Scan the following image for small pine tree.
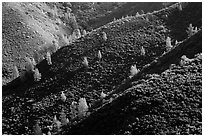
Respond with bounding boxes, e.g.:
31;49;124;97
130;65;139;78
33;68;41;82
46;52;52;65
70;101;78;120
61;91;66;102
62;34;70;46
82;57;88;68
25;57;35;73
82;29;87;36
74;29;81;39
145;16;149;21
52;115;61;132
53;40;60;52
31;57;36;67
60;110;69;126
178;3;182;11
13;65;19;79
141;10;145;15
136;12;140;17
186;24;198;37
77;29;81;39
140;46;146;56
98;50;102;60
166;37;172;52
33;51;40;64
78;98;89;118
175;40;178;45
53;5;58;18
33;121;42;135
100;91;106;99
102;31;107;41
20;70;27;82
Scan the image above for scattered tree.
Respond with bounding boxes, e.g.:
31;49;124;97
25;57;35;73
178;3;182;11
70;101;78;120
46;51;52;65
20;70;27;82
130;65;139;78
82;29;87;36
166;36;172;52
175;40;178;45
61;91;66;102
82;57;89;68
53;40;60;52
78;98;89;118
33;121;42;135
33;51;40;64
52;115;61;132
102;31;107;41
140;46;146;56
13;65;19;79
74;29;81;39
98;50;102;60
186;24;198;37
33;68;41;82
60;110;69;126
100;91;106;99
136;12;140;17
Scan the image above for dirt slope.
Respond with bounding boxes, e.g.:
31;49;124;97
2;2;202;135
2;2;73;85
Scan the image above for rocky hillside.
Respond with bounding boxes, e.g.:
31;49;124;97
1;2;176;85
2;2;202;135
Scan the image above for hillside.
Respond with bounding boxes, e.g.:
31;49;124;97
2;2;76;85
2;2;165;85
65;53;202;135
86;2;166;30
71;2;166;30
2;2;202;135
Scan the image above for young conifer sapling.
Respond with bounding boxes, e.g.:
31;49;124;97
166;36;172;52
82;57;89;68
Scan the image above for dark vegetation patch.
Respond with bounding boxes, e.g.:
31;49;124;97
65;54;201;135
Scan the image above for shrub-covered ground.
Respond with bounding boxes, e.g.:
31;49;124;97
72;2;165;30
2;2;202;135
65;53;202;135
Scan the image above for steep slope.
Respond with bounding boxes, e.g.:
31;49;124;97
70;2;125;30
2;2;74;85
86;2;165;30
2;2;202;135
